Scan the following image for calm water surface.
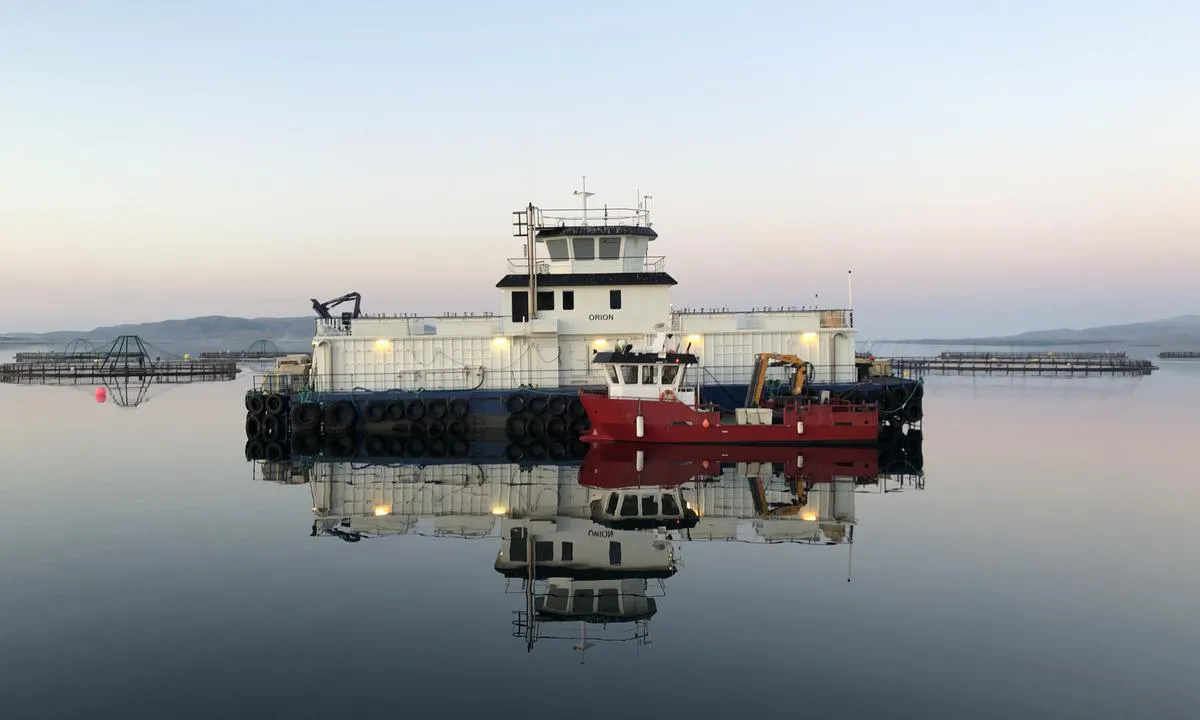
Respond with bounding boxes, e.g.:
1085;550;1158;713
2;349;1198;718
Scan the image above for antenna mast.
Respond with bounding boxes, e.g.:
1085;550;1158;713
573;176;594;223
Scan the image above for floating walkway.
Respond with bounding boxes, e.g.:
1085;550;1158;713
888;351;1157;377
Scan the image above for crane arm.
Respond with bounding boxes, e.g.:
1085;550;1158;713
311;292;362;320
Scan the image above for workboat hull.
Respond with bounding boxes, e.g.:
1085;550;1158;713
578;442;879;488
579;392;878;445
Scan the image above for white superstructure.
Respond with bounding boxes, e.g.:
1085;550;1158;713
309;203;857;392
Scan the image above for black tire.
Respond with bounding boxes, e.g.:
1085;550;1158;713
245;413;263;439
425;419;446;437
364;434;389;456
387;436;407;456
265;394;286;415
407;421;427;438
546;416;567;440
391;419;414;437
902;400;922;424
244;440;265;460
365;400;387;423
325;401;357;432
405;399;425;421
404;437;426;457
449;398;470;418
245;393;265;414
548;441;567;460
448;438;468;457
264;442;285;462
325;433;356;458
427;437;447;457
569;439;589;458
505;443;525;462
526;442;547;460
291;432;321;456
528;396;548;415
291;403;322;432
568;417;589;435
446;418;467;437
263;414;286;441
505;394;526;414
386;400;407;421
525;415;545;440
427;398;448;420
548;395;568;416
505;414;528;440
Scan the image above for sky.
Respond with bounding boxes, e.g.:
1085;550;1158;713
2;0;1197;339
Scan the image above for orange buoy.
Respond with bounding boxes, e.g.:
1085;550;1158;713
95;387;107;403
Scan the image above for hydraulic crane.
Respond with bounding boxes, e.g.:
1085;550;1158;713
311;292;363;330
744;353;812;408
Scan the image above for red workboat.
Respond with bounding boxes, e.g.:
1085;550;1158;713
579;344;878;445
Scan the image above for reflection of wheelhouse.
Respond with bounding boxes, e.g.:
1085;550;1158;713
494;517;676;580
589;488;699;530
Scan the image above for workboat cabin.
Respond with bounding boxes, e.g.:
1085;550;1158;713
592;342;700;406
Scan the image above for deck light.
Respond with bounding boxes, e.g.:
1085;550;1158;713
801;332;817;343
593;338;607;349
374;338;392;351
373;505;391;516
492;336;508;347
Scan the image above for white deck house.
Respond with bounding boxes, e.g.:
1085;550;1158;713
309;206;857;392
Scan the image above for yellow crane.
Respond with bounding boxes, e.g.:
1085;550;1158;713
744;353;812;408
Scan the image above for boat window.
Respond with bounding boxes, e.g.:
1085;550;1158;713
620;494;639;517
662;494;681;515
641;495;659;516
562;290;574;310
599;236;621;259
572;237;595;260
610;290;622;309
561;541;574;562
620;365;638;384
598;588;621;614
536;291;554;311
574;588;596;612
609;541;622;565
605;365;619;383
641;364;657;384
661;364;680;384
546;586;570;612
534;541;553;562
546;239;569;260
605;493;619;515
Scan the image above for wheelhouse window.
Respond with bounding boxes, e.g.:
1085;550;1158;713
662;494;681;515
536;291;554;311
661;365;680;384
641;365;657;384
599;236;621;259
605;365;619;383
620;365;638;384
562;290;574;310
610;290;622;309
572;237;595;260
545;239;569;260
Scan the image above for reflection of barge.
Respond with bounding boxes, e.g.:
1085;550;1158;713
245;198;922;443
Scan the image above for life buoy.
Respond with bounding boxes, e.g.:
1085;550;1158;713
660;389;678;402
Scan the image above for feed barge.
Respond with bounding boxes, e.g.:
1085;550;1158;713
246;201;922;445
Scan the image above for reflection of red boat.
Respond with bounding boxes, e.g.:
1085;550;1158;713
579;347;878;445
578;441;879;489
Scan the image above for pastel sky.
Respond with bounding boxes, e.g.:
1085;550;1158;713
2;0;1197;339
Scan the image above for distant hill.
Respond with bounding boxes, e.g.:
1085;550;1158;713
0;316;316;353
893;315;1200;348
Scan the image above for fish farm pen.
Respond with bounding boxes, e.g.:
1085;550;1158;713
888;351;1158;377
0;335;239;385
